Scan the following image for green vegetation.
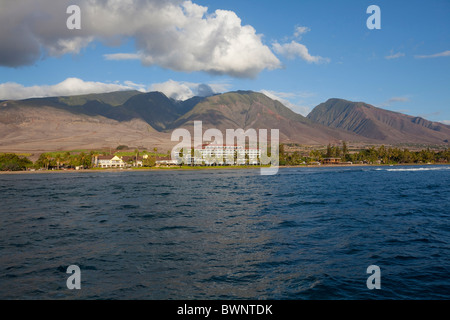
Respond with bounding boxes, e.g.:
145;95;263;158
0;153;33;171
280;143;450;166
58;90;141;106
35;151;91;169
30;148;160;170
143;156;156;167
1;143;448;172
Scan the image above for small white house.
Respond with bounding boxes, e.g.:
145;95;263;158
92;155;146;168
95;155;126;168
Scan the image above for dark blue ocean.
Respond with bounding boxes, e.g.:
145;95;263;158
0;165;449;299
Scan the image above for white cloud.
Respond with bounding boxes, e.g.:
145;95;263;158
385;52;405;60
0;78;144;100
260;89;312;116
0;78;231;101
440;120;450;125
415;50;450;59
272;41;330;64
103;53;142;61
0;0;281;78
272;26;328;64
123;80;147;92
378;96;410;108
150;80;229;101
47;36;95;56
386;97;409;103
294;26;311;39
150;80;195;101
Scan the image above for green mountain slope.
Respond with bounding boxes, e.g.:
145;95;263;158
1;91;448;153
58;90;142;107
169;91;360;144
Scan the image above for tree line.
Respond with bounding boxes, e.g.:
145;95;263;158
1;144;449;171
279;143;450;166
0;153;33;171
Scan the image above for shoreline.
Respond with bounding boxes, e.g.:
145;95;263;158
0;162;447;175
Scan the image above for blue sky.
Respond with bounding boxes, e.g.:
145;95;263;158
0;0;449;123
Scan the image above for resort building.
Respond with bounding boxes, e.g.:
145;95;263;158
322;157;341;165
190;144;261;166
247;148;260;165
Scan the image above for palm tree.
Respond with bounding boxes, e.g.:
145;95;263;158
63;151;71;168
134;148;139;166
326;144;332;158
79;152;87;168
45;154;52;170
342;141;348;160
55;154;61;170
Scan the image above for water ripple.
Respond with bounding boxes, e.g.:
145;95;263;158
0;166;449;299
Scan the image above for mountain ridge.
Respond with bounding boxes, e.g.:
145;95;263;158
168;91;362;144
0;90;448;153
307;98;450;144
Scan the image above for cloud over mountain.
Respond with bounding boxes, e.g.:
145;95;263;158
0;78;143;100
0;78;230;101
0;0;280;78
259;90;312;116
149;80;228;101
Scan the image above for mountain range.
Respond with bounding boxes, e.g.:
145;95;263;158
308;98;450;145
0;90;448;154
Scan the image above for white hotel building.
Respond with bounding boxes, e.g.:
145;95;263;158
185;144;261;166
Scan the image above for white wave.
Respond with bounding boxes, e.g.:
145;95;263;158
378;166;450;172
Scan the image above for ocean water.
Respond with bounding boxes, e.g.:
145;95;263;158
0;165;449;300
